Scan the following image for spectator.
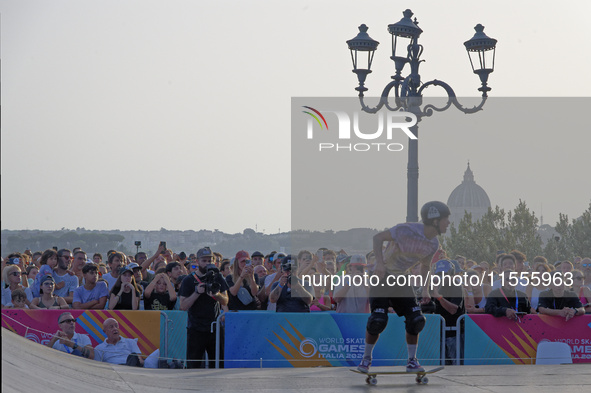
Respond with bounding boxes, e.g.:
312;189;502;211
93;253;103;264
72;263;108;309
333;255;370;313
165;262;184;293
561;260;574;274
492;254;526;291
71;250;87;285
103;251;126;289
431;260;465;365
144;272;177;310
582;258;591;290
258;252;286;311
253;265;268;287
31;249;65;298
10;288;29;309
526;262;551;311
31;251;43;267
95;318;144;366
310;277;332;311
219;260;231;278
213;252;223;268
269;255;313;313
53;249;79;305
464;269;489;314
2;265;33;308
538;272;585;319
251;251;265;266
26;265;39;287
46;312;94;359
139;244;166;284
30;275;68;309
179;247;229;368
227;251;259;311
128;263;146;291
510;250;527;273
485;270;531;320
108;265;141;310
570;269;591;313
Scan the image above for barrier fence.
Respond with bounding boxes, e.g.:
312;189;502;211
2;310;590;367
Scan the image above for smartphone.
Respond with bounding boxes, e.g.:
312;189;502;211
245;260;252;266
53;246;58;251
160;241;166;253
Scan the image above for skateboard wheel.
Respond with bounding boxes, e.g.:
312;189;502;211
369;377;378;386
415;376;422;384
365;377;371;385
421;377;429;384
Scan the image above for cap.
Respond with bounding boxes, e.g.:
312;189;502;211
434;259;455;274
235;250;250;263
40;275;55;285
273;252;286;262
450;259;464;273
118;265;133;275
251;251;264;258
7;257;20;265
336;254;349;265
197;247;214;259
128;262;141;270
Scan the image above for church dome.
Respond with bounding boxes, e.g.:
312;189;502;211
447;163;491;226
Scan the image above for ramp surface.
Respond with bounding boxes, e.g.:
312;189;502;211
2;328;590;392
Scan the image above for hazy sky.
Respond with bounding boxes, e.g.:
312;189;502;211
1;0;590;234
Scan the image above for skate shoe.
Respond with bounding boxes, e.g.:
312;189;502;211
406;357;425;372
357;357;372;373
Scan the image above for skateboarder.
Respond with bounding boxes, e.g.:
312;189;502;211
357;201;450;373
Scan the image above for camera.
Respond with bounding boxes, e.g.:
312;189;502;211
245;259;252;266
281;262;292;272
197;264;222;295
134;241;142;246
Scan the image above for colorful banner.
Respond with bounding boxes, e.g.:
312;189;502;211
224;312;442;368
464;314;591;364
1;309;160;356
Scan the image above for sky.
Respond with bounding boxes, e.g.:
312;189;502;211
1;0;590;234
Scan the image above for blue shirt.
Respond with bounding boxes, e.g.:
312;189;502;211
53;272;79;298
95;337;141;364
73;282;109;305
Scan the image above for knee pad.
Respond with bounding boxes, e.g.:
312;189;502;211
405;312;426;335
367;310;388;335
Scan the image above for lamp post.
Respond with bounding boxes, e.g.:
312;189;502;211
346;9;497;222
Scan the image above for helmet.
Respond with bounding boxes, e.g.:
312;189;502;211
433;259;455;275
420;201;450;225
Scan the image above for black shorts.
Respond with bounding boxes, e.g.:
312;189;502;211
369;275;421;317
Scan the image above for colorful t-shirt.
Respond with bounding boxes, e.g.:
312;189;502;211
384;222;439;273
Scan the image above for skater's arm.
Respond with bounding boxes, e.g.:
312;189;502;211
373;230;394;278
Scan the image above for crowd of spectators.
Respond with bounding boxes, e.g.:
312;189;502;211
2;245;590;367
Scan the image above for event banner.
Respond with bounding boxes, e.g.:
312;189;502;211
464;314;591;364
1;309;160;356
224;312;442;368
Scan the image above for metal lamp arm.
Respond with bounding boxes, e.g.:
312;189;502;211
417;79;487;116
359;80;405;114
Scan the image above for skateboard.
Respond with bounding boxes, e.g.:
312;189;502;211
350;366;444;385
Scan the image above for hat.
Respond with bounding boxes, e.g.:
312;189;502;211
252;251;264;258
119;265;133;275
434;259;455;274
273;252;286;263
336;254;349;265
235;250;250;263
166;262;181;273
197;247;214;259
7;257;20;265
40;275;55;285
128;262;141;270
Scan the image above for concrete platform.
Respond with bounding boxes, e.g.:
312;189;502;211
2;327;590;392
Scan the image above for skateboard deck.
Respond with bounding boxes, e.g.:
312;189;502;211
350;366;444;385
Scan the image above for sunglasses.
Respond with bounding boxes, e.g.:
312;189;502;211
42;281;55;286
59;318;76;324
10;272;22;276
582;264;591;267
190;264;198;269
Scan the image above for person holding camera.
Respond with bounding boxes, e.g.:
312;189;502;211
226;251;259;311
179;247;229;368
269;255;313;312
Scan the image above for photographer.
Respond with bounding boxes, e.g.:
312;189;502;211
269;255;313;312
226;251;259;311
179;247;228;368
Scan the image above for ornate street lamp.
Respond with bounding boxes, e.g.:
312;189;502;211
346;9;497;222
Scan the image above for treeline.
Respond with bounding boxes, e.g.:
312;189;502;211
443;200;591;263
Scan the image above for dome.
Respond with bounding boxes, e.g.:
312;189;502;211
447;163;491;226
